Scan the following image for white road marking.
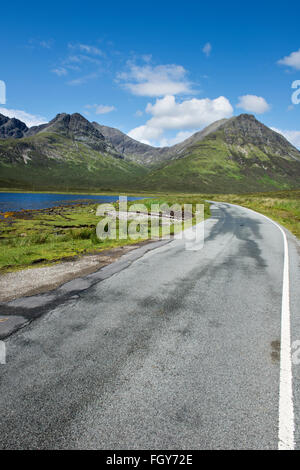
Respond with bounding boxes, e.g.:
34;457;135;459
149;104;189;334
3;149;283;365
262;215;294;450
216;202;295;450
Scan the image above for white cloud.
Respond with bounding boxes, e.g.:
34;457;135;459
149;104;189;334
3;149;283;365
128;95;233;145
27;39;53;50
141;54;152;63
236;95;270;114
128;125;163;145
52;67;67;76
85;104;116;114
79;44;102;55
146;95;233;129
52;43;107;89
202;42;212;57
65;55;101;66
67;73;98;86
0;107;47;127
95;105;115;114
68;43;103;56
278;49;300;70
117;63;193;96
159;130;195;147
39;40;53;49
271;127;300;149
53;49;102;80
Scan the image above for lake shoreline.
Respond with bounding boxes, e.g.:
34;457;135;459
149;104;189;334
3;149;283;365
0;195;210;275
0;191;142;214
0;188;159;197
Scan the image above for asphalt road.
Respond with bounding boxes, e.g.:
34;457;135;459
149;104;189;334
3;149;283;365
0;202;300;450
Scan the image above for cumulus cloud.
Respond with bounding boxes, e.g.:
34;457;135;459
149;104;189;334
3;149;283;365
117;63;193;96
271;127;300;149
128;95;233;145
236;95;270;114
202;42;212;57
85;104;116;114
145;95;233;129
128;125;163;145
278;49;300;70
0;107;47;127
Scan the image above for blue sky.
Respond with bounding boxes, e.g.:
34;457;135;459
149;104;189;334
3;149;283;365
1;0;300;147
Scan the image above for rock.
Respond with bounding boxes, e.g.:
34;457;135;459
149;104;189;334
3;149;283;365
0;113;28;138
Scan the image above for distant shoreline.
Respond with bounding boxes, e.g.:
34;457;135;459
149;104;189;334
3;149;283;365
0;192;147;214
0;189;149;196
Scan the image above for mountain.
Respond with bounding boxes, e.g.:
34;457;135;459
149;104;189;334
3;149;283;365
166;118;228;156
137;114;300;192
0;114;28;139
0;113;147;191
93;122;164;165
27;113;122;156
0;112;299;193
94;119;229;166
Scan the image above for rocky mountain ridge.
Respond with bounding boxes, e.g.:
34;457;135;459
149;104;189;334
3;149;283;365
0;111;299;192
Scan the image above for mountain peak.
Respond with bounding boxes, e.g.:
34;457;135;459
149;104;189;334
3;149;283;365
36;112;105;141
234;113;256;121
45;112;92;130
217;113;297;156
0;113;28;139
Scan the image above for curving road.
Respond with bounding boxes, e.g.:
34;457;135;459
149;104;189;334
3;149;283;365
0;202;299;450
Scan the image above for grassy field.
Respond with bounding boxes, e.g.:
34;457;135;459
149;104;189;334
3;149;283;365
0;190;299;273
210;190;300;239
0;196;210;273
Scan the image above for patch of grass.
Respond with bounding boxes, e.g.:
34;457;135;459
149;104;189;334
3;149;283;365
0;196;210;272
1;189;297;274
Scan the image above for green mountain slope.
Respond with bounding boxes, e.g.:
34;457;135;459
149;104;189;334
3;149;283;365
93;122;164;166
0;112;299;193
139;115;300;193
0;131;147;191
93;118;229;166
